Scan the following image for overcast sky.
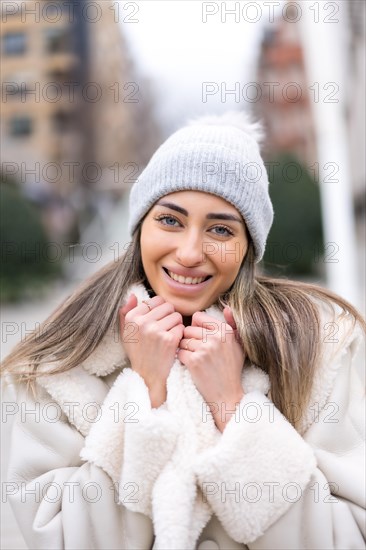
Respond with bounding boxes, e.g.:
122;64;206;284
120;1;284;132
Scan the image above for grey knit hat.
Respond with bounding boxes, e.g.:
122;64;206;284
128;111;274;262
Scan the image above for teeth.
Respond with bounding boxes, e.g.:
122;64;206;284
167;270;207;285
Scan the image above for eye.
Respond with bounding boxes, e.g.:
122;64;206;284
212;225;234;237
153;214;234;237
154;214;181;227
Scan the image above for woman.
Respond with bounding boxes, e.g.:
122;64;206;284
2;112;365;550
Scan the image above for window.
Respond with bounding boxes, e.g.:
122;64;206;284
3;72;35;100
47;69;69;83
52;111;74;133
9;116;33;137
3;33;26;55
43;2;63;20
2;80;21;99
44;27;70;54
0;3;21;17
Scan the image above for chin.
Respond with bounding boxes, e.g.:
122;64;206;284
183;310;198;318
173;306;194;317
176;301;211;317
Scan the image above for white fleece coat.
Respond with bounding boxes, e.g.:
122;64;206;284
4;281;365;550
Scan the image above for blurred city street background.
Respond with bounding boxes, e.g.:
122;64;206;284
1;0;365;547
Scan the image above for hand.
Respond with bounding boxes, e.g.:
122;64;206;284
177;306;245;432
119;294;184;408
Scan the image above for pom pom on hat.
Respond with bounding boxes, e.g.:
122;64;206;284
186;110;265;145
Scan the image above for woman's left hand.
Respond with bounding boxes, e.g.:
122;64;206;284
177;307;245;432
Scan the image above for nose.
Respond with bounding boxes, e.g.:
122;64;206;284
175;230;206;266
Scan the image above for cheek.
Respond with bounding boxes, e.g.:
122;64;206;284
216;250;241;274
141;227;169;267
141;235;154;256
220;241;247;272
141;224;157;253
140;242;153;274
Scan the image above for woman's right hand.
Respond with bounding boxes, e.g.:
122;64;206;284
119;293;184;408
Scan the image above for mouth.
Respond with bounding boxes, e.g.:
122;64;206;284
162;267;213;291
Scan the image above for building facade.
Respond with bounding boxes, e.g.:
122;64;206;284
1;0;160;239
254;4;317;170
255;0;365;207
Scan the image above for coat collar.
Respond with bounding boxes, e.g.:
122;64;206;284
77;283;364;436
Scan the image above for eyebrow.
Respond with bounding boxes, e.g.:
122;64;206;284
155;200;244;224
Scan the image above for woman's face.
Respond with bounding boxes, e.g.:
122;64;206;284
140;190;249;316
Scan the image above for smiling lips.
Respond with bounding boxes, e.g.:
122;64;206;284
166;269;210;285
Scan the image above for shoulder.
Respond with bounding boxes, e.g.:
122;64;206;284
4;281;151;439
312;296;364;380
299;296;365;434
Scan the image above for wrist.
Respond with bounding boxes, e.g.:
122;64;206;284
211;390;244;432
148;385;167;409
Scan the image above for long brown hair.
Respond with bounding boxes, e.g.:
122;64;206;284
219;242;365;427
2;225;365;428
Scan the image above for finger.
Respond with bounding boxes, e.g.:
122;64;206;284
176;347;189;364
119;294;138;336
179;338;198;351
191;312;222;335
133;295;165;316
223;306;237;332
157;311;183;331
119;293;137;317
169;323;185;341
182;326;207;339
144;301;178;322
224;307;244;349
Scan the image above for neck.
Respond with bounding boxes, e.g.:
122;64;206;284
182;315;192;327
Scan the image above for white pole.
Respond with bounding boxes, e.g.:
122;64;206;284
298;1;360;307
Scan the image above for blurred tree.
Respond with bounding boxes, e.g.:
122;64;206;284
262;153;324;277
0;177;62;302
